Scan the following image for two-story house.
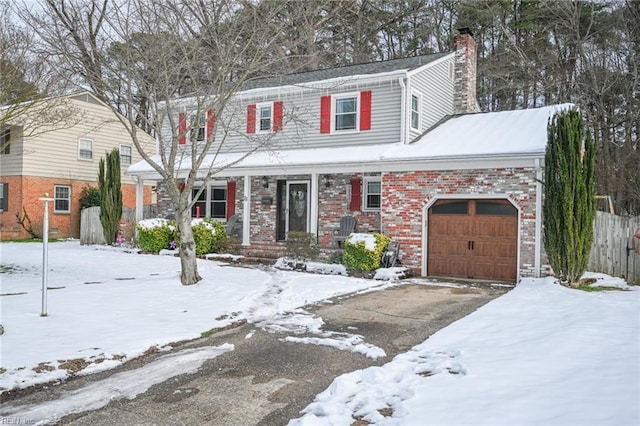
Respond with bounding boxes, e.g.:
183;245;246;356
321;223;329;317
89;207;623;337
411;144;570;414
0;92;155;240
127;29;571;282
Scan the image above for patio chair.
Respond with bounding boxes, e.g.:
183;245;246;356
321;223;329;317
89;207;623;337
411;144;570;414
332;216;357;248
381;240;400;268
225;214;239;236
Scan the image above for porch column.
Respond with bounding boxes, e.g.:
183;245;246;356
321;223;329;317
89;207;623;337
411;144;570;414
242;175;251;246
310;172;319;236
135;177;144;222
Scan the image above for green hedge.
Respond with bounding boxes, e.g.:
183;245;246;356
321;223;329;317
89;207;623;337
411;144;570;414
137;219;177;253
137;218;227;255
343;233;390;271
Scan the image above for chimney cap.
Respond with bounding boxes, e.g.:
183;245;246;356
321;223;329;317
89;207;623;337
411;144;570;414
457;27;473;37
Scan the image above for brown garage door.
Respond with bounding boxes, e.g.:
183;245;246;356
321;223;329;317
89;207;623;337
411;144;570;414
427;199;518;281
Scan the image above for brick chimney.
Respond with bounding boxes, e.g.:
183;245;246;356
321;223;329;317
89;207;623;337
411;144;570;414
453;28;479;114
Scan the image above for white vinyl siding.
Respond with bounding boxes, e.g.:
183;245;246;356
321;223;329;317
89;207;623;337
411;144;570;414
19;95;154;184
54;185;71;213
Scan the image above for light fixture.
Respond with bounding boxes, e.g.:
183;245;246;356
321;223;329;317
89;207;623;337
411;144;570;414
323;175;331;188
262;176;269;188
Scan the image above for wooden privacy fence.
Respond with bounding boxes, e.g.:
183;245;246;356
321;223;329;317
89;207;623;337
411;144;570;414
80;206;136;245
588;212;640;284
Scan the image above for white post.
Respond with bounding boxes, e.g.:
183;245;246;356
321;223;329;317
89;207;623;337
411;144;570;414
242;175;251;246
39;193;55;317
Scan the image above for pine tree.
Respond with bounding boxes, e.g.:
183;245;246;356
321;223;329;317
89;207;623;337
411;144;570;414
98;148;123;245
544;109;596;284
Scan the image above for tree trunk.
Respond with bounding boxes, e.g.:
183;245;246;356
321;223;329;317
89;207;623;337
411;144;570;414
176;208;201;285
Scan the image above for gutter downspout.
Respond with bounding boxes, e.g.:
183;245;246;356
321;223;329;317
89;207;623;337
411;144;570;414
534;158;543;277
398;77;407;144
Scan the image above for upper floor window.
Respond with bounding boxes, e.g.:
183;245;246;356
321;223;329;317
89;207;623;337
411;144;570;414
411;92;421;131
179;109;215;144
320;90;371;134
78;138;93;160
363;176;381;210
54;185;71;213
0;182;8;211
247;101;283;134
1;128;10;155
120;145;132;165
335;96;357;131
259;104;272;132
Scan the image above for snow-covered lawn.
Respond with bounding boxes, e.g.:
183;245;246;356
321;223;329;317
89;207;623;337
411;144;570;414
1;240;638;426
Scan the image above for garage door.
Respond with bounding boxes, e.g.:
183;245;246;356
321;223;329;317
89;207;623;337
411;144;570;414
427;199;518;281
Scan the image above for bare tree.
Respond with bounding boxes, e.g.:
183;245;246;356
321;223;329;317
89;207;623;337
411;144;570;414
15;0;307;284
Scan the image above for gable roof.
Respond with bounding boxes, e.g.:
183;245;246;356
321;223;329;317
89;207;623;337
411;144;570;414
127;103;574;179
241;52;451;91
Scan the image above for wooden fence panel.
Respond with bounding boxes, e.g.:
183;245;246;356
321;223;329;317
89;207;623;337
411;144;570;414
588;212;640;284
80;206;105;245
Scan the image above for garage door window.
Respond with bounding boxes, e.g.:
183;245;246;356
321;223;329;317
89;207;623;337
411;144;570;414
476;201;517;215
431;200;468;214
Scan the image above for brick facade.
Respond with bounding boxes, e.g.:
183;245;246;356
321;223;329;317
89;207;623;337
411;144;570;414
382;168;548;278
0;176;151;240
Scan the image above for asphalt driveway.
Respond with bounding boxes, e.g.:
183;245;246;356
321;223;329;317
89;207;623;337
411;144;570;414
2;281;509;425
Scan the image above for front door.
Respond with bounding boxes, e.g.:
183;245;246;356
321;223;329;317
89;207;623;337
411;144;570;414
286;181;310;235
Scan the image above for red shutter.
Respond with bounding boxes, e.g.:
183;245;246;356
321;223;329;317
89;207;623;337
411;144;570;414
320;95;331;133
360;90;372;131
206;109;216;140
178;112;187;144
246;104;256;134
226;181;236;220
273;101;284;132
350;177;362;211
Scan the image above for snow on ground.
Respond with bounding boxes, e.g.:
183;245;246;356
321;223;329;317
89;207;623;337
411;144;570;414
1;344;234;425
0;240;391;392
290;276;640;426
2;241;639;426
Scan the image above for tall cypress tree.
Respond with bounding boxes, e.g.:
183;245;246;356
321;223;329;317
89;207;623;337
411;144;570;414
98;148;123;245
544;109;596;283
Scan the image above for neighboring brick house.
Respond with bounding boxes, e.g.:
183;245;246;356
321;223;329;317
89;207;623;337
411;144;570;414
0;92;155;240
127;29;570;282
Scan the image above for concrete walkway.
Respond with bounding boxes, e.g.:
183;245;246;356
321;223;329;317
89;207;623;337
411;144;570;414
2;281;509;425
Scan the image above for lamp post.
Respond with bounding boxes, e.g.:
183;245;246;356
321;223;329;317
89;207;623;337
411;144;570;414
39;193;55;317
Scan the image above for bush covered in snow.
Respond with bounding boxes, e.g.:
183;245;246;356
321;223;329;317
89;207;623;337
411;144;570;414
137;218;226;255
136;219;177;253
343;233;390;271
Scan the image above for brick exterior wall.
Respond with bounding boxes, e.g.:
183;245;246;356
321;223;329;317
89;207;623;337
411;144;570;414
382;168;548;278
0;176;151;240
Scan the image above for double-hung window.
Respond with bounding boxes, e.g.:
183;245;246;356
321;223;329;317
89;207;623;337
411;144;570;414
411;92;421;131
120;145;132;165
363;176;381;210
191;183;227;219
1;128;10;155
259;104;272;132
0;183;8;211
335;96;357;131
54;185;71;213
78;138;93;160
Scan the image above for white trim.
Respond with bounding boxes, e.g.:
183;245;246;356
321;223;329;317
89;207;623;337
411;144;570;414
256;101;274;134
421;195;521;283
242;176;251;246
534;158;543;278
410;90;422;131
77;138;93;161
398;78;407;144
331;92;360;134
135;177;144;222
362;175;381;211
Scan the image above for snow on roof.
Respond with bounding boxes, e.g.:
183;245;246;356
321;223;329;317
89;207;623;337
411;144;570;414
127;103;575;178
385;103;575;159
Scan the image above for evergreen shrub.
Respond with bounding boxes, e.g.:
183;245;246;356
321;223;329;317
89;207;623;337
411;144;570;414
343;233;390;271
137;219;177;253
